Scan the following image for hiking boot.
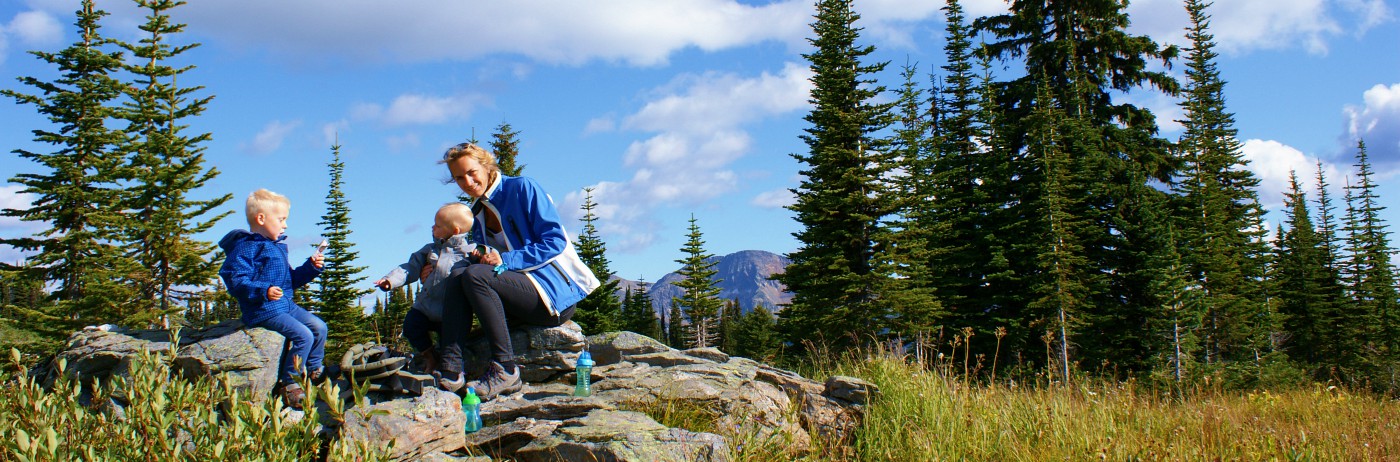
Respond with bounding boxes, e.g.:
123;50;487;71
438;370;466;393
466;362;522;401
281;383;307;410
418;348;441;375
309;367;326;385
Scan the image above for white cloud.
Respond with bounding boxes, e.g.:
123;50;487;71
562;63;812;254
1129;0;1392;55
9;10;62;46
242;120;301;154
353;94;482;127
1241;139;1343;210
40;0;812;67
322;120;350;146
0;185;41;231
1343;82;1400;169
584;116;616;134
752;188;795;209
385;132;422;153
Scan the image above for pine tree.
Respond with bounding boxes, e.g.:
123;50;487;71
672;215;723;348
621;278;662;339
572;188;622;334
1312;162;1355;375
1172;0;1271;369
875;63;944;341
0;0;134;326
667;304;685;349
117;0;231;328
315;143;372;357
734;304;780;362
372;285;412;352
1273;172;1330;368
1341;140;1399;384
777;0;896;353
490;122;525;176
717;298;743;353
975;0;1180;373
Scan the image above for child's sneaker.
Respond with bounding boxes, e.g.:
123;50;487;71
466;362;521;401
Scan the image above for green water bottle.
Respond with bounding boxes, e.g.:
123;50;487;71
574;350;594;397
462;386;482;433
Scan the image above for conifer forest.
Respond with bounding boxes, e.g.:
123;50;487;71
3;0;1399;396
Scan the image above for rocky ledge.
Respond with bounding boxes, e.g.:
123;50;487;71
43;321;877;461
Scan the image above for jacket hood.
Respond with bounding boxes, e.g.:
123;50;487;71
219;229;279;252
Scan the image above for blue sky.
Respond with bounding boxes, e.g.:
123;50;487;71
1;0;1398;302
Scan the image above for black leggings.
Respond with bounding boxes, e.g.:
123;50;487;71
439;263;574;373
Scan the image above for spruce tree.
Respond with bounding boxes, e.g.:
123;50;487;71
975;0;1180;373
0;0;134;326
777;0;896;352
672;215;723;348
1172;0;1271;369
315;143;372;357
621;280;663;340
1312;162;1354;374
117;0;231;328
876;63;944;341
489;122;525;176
1342;140;1399;382
734;304;780;361
372;285;412;352
572;188;622;334
717;298;743;353
1273;173;1323;362
667;304;686;349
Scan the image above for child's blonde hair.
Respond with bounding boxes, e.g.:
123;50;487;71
246;189;290;226
437;203;474;233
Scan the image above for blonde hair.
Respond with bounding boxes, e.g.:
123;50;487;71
440;142;499;176
245;189;290;226
437;202;474;232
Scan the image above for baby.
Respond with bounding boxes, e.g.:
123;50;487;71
374;202;482;374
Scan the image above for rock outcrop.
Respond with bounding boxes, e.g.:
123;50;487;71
44;322;876;461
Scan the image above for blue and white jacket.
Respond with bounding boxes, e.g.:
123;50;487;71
217;230;322;326
470;174;600;315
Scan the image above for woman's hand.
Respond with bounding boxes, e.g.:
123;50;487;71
310;252;325;269
478;246;502;266
267;286;283;301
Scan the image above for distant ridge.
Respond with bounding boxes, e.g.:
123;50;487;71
610;250;791;318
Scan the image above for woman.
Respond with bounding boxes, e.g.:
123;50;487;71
436;142;600;400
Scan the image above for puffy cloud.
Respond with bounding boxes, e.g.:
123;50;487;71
562;62;812;253
242;120;301;154
31;0;811;67
352;93;483;126
1129;0;1392;55
1343;82;1400;169
8;10;62;46
751;188;795;209
0;185;40;231
1241;139;1343;210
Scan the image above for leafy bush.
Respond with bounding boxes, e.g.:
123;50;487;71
0;346;392;461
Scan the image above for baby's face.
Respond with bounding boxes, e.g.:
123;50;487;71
432;216;453;240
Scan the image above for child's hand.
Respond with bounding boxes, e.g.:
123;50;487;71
419;262;434;281
267;286;283;301
374;279;391;291
310;253;325;269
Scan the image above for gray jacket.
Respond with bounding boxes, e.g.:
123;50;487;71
379;233;477;322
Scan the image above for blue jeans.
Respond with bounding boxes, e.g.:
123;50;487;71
402;308;440;354
252;304;327;384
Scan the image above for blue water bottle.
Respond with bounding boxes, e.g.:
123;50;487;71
574;350;594;397
462;386;482;433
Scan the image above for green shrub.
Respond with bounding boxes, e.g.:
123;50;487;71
0;347;392;461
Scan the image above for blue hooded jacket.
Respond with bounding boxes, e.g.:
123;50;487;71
469;174;600;315
218;229;322;325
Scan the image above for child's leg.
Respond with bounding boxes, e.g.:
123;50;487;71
286;304;327;374
402;308;436;353
253;310;318;384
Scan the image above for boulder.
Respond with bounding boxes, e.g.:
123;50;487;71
45;320;282;402
339;387;466;461
512;410;729;462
